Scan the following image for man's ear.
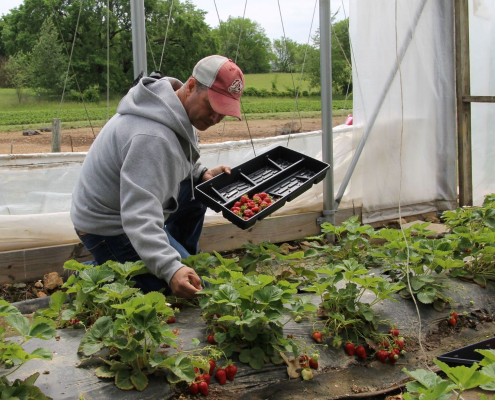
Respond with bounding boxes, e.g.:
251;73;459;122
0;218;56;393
185;77;197;97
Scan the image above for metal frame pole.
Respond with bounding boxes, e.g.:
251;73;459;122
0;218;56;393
130;0;147;80
318;0;336;226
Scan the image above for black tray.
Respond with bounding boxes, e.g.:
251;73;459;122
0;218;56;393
195;146;330;229
437;337;495;366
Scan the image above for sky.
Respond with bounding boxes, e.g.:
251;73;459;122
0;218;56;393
0;0;350;43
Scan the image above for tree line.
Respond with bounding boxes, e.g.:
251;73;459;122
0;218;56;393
0;0;351;102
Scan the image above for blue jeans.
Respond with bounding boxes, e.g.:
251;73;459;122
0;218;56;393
75;180;207;294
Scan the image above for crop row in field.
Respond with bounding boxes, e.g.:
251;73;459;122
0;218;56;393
0;99;352;127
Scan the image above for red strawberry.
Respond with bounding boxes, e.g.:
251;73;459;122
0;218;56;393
225;364;237;381
312;332;323;343
215;368;227;385
207;334;217;345
208;359;215;376
252;206;260;213
389;328;400;337
376;350;388;363
298;354;309;368
259;192;267;199
355;346;366;359
452;311;458;320
448;317;457;327
234;201;242;207
395;339;405;350
166;316;176;324
309;358;318;369
188;382;199;395
201;373;211;385
344;342;355;356
198;381;209;396
389;352;399;364
379;339;389;348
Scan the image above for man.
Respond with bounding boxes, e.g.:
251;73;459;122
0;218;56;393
71;55;244;299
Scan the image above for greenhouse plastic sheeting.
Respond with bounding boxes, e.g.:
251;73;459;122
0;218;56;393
0;127;356;252
350;0;458;222
3;276;495;400
470;0;495;205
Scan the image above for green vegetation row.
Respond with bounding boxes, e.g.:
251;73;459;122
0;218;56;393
0;99;352;127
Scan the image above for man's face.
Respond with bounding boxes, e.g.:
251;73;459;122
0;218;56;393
184;79;225;131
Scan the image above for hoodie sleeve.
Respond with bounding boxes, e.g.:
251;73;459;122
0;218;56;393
119;133;185;284
192;161;208;184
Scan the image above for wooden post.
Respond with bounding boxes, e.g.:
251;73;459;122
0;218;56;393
454;0;472;206
51;118;62;153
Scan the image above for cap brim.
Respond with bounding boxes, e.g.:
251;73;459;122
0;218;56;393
207;88;242;120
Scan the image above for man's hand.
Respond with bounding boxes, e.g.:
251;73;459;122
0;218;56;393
169;266;202;299
202;165;231;182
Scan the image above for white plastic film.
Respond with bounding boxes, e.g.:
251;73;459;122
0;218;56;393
470;0;495;205
349;0;458;222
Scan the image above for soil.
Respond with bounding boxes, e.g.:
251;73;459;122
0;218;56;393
0;116;346;154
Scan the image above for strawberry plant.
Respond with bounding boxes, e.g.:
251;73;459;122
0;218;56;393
402;351;495;400
77;291;195;391
0;299;55;399
240;241;318;284
304;259;404;347
198;264;316;369
307;215;375;265
370;223;463;311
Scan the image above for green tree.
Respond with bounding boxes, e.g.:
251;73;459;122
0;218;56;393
4;52;30;102
29;18;68;96
305;18;352;95
213;17;272;74
272;37;304;73
1;0;217;94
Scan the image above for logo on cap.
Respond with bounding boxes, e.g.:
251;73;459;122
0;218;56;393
228;79;243;95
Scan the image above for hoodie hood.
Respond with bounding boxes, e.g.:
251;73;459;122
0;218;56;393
117;76;201;163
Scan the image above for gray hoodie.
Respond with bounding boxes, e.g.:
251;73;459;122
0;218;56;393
71;76;206;284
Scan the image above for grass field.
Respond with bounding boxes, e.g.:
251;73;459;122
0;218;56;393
244;73;313;92
0;74;352;130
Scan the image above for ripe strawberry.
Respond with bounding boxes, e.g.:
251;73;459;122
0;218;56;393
234;201;242;207
215;368;226;385
201;373;211;385
312;331;323;343
309;358;318;369
376;350;388;363
395;339;405;350
344;342;355;356
389;328;399;337
208;359;215;376
452;311;458;320
448;317;457;327
389;352;399;364
298;354;309;368
166;316;176;324
198;381;209;396
207;334;217;345
286;334;295;339
225;364;238;381
301;368;313;380
188;382;199;395
355;346;367;359
378;339;389;348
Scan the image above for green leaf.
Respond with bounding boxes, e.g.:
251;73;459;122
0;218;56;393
95;365;116;378
130;370;148;391
416;287;436;304
213;332;226;344
473;274;487;288
49;291;67;312
29;322;56;340
211;284;240;305
253;286;283;304
480;364;495;390
0;300;20;316
115;369;134;390
89;316;113;340
434;359;495;390
4;314;31;337
30;348;53;360
81;341;104;357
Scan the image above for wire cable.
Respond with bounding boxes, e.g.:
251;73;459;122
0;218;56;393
106;0;110;122
48;0;96;138
159;0;174;72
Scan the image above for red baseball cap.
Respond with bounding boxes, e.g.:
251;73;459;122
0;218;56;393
192;55;244;120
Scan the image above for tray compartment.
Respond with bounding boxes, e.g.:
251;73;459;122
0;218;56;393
195;146;330;229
